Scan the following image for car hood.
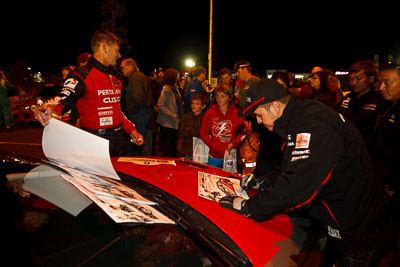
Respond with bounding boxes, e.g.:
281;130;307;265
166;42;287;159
112;156;294;267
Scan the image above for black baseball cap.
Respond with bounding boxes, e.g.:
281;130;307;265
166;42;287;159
237;78;287;117
233;60;251;72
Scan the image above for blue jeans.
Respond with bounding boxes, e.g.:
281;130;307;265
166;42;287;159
208;156;223;168
128;108;153;156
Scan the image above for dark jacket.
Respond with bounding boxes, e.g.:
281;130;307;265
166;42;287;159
177;111;205;157
338;90;385;150
184;78;210;114
124;69;153;115
310;87;337;110
246;96;397;253
373;102;400;192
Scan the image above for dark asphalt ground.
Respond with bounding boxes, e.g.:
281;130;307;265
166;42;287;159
0;123;45;160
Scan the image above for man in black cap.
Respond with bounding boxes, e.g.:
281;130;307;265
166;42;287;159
220;79;398;266
234;60;260;109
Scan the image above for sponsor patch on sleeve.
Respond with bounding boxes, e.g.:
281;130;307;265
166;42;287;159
63;78;78;92
295;133;311;149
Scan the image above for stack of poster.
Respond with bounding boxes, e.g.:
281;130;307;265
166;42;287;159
37;119;174;224
59;167;174;224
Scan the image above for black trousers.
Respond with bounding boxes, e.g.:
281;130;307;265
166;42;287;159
88;129;129;157
158;124;178;158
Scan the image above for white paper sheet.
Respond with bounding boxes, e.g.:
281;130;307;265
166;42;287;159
23;165;93;216
42;119;120;180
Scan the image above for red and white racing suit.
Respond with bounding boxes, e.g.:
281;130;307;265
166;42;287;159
53;57;136;156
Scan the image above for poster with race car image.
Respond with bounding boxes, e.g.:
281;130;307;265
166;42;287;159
198;171;249;202
60;172;175;224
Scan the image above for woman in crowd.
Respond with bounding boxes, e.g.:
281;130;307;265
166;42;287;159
309;71;337;110
157;68;183;157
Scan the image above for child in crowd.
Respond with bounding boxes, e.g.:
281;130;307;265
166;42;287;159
200;83;244;168
177;93;207;160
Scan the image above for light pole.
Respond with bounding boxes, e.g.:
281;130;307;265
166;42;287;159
208;0;213;82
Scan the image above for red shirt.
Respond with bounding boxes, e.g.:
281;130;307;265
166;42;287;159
200;104;244;159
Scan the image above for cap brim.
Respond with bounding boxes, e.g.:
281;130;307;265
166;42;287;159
237;96;268;118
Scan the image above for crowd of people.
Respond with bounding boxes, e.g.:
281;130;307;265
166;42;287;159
22;28;400;266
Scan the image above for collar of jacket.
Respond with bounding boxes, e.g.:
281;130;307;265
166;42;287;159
348;88;374;101
191;78;202;87
127;68;138;77
89;56;116;75
273;96;302;138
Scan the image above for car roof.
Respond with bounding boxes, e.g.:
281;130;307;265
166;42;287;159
112;157;293;267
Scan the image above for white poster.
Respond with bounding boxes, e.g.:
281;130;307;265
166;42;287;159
198;171;249;202
42;119;120;180
60;172;174;224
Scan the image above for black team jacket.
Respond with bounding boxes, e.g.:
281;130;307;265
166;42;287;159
245;96;397;253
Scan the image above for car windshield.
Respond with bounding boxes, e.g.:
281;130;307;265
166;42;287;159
2;154;249;266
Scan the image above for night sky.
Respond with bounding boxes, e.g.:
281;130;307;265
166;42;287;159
2;1;400;76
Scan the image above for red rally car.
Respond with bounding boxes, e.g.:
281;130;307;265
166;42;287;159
2;152;323;266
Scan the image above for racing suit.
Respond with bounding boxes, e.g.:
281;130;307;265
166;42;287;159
54;57;136;156
245;96;397;256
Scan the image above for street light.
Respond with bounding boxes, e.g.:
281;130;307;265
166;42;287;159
185;58;195;68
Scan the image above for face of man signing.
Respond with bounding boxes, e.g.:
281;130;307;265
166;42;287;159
253;103;281;131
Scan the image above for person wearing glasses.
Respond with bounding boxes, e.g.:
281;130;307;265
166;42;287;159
373;61;400;199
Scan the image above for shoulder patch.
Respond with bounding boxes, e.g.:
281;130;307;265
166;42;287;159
63;78;78;91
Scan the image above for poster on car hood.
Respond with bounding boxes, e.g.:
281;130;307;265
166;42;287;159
198;171;249;202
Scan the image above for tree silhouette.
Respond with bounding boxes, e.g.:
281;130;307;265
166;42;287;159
100;0;131;51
